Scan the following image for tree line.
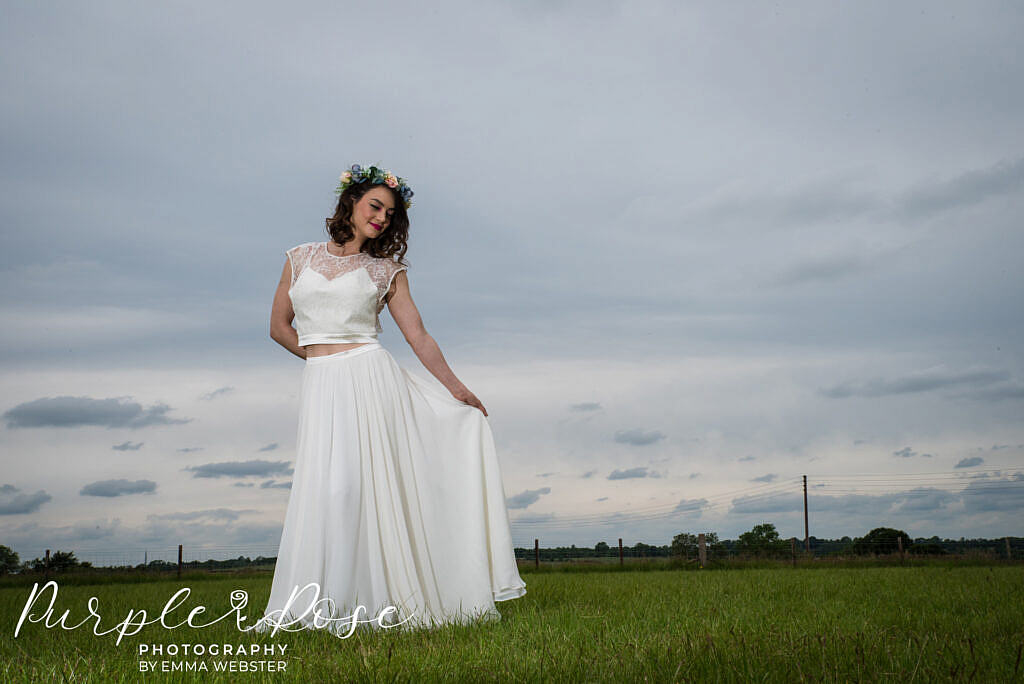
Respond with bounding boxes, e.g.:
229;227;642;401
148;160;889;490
0;545;278;575
2;523;1019;575
511;524;1021;561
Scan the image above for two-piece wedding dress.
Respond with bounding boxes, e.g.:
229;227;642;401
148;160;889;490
256;241;526;636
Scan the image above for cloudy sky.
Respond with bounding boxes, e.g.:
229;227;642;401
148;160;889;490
2;1;1022;565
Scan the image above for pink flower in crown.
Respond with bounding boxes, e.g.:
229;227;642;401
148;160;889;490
384;175;398;188
340;170;353;183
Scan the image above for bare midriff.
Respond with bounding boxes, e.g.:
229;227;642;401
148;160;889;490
304;342;371;358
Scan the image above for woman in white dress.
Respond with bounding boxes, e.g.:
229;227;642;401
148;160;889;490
257;164;526;636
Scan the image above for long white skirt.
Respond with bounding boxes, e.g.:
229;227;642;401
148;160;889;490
255;341;526;636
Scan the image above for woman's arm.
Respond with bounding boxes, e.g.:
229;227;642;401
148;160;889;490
386;270;488;416
269;258;307;360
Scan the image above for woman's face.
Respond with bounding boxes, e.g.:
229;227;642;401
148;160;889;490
351;186;396;241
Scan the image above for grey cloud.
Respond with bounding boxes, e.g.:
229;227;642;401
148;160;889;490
184;460;294;479
257;443;279;452
536;472;555;478
892;447;932;459
731;477;1024;517
681;176;877;231
260;480;292;489
751;473;777;483
960;383;1024;402
509;512;556;524
570;402;602;411
955;456;984;468
200;386;234;400
768;253;872;287
149;508;254;522
689;472;701;479
112;441;144;451
673;498;708;516
890;487;959;513
961;474;1024;513
819;367;1010;399
505;487;551;510
0;484;52;514
731;492;804;514
813;493;899;516
738;455;756;462
177;447;202;453
80;479;156;497
580;470;596;479
894;155;1024;221
0;513;280;566
613;429;666;446
3;396;190;429
608;467;650;480
596;496;608;502
689;156;1024;232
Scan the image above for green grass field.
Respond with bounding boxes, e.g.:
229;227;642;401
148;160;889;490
2;563;1022;682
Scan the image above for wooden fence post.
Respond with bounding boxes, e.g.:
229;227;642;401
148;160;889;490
618;538;623;566
534;539;539;569
177;544;183;579
44;549;50;581
791;537;796;567
698;533;706;569
897;535;904;563
1006;537;1012;560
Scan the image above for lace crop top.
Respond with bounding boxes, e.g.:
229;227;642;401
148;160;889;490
286;241;408;346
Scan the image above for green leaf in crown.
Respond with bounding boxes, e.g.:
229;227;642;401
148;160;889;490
335;162;415;209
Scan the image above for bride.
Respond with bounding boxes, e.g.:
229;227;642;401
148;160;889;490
257;164;526;635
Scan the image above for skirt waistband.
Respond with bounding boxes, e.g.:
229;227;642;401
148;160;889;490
305;342;383;365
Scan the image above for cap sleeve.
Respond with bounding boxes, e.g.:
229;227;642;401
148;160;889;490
377;260;408;312
285;243;313;288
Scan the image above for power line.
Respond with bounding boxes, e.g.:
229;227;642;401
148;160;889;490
508;470;1023;528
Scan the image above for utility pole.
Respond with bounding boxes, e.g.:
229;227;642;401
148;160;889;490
803;475;810;553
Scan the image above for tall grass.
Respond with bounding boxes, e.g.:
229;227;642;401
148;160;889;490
2;566;1021;682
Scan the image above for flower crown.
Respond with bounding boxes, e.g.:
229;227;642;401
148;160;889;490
335;163;414;209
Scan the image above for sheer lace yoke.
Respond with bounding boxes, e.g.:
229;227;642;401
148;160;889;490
292;242;385;283
285;241;408;346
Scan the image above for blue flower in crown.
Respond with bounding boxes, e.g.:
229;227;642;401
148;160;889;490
336;162;413;209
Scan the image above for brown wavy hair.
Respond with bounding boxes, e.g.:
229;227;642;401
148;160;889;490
325;181;410;266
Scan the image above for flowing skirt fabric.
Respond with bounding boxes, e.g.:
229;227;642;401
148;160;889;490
256;342;526;635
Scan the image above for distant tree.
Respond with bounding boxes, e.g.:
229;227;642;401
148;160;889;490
851;527;913;555
671;533;698;558
0;545;19;575
671;532;722;558
29;550;82;572
737;523;788;556
595;541;610;555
